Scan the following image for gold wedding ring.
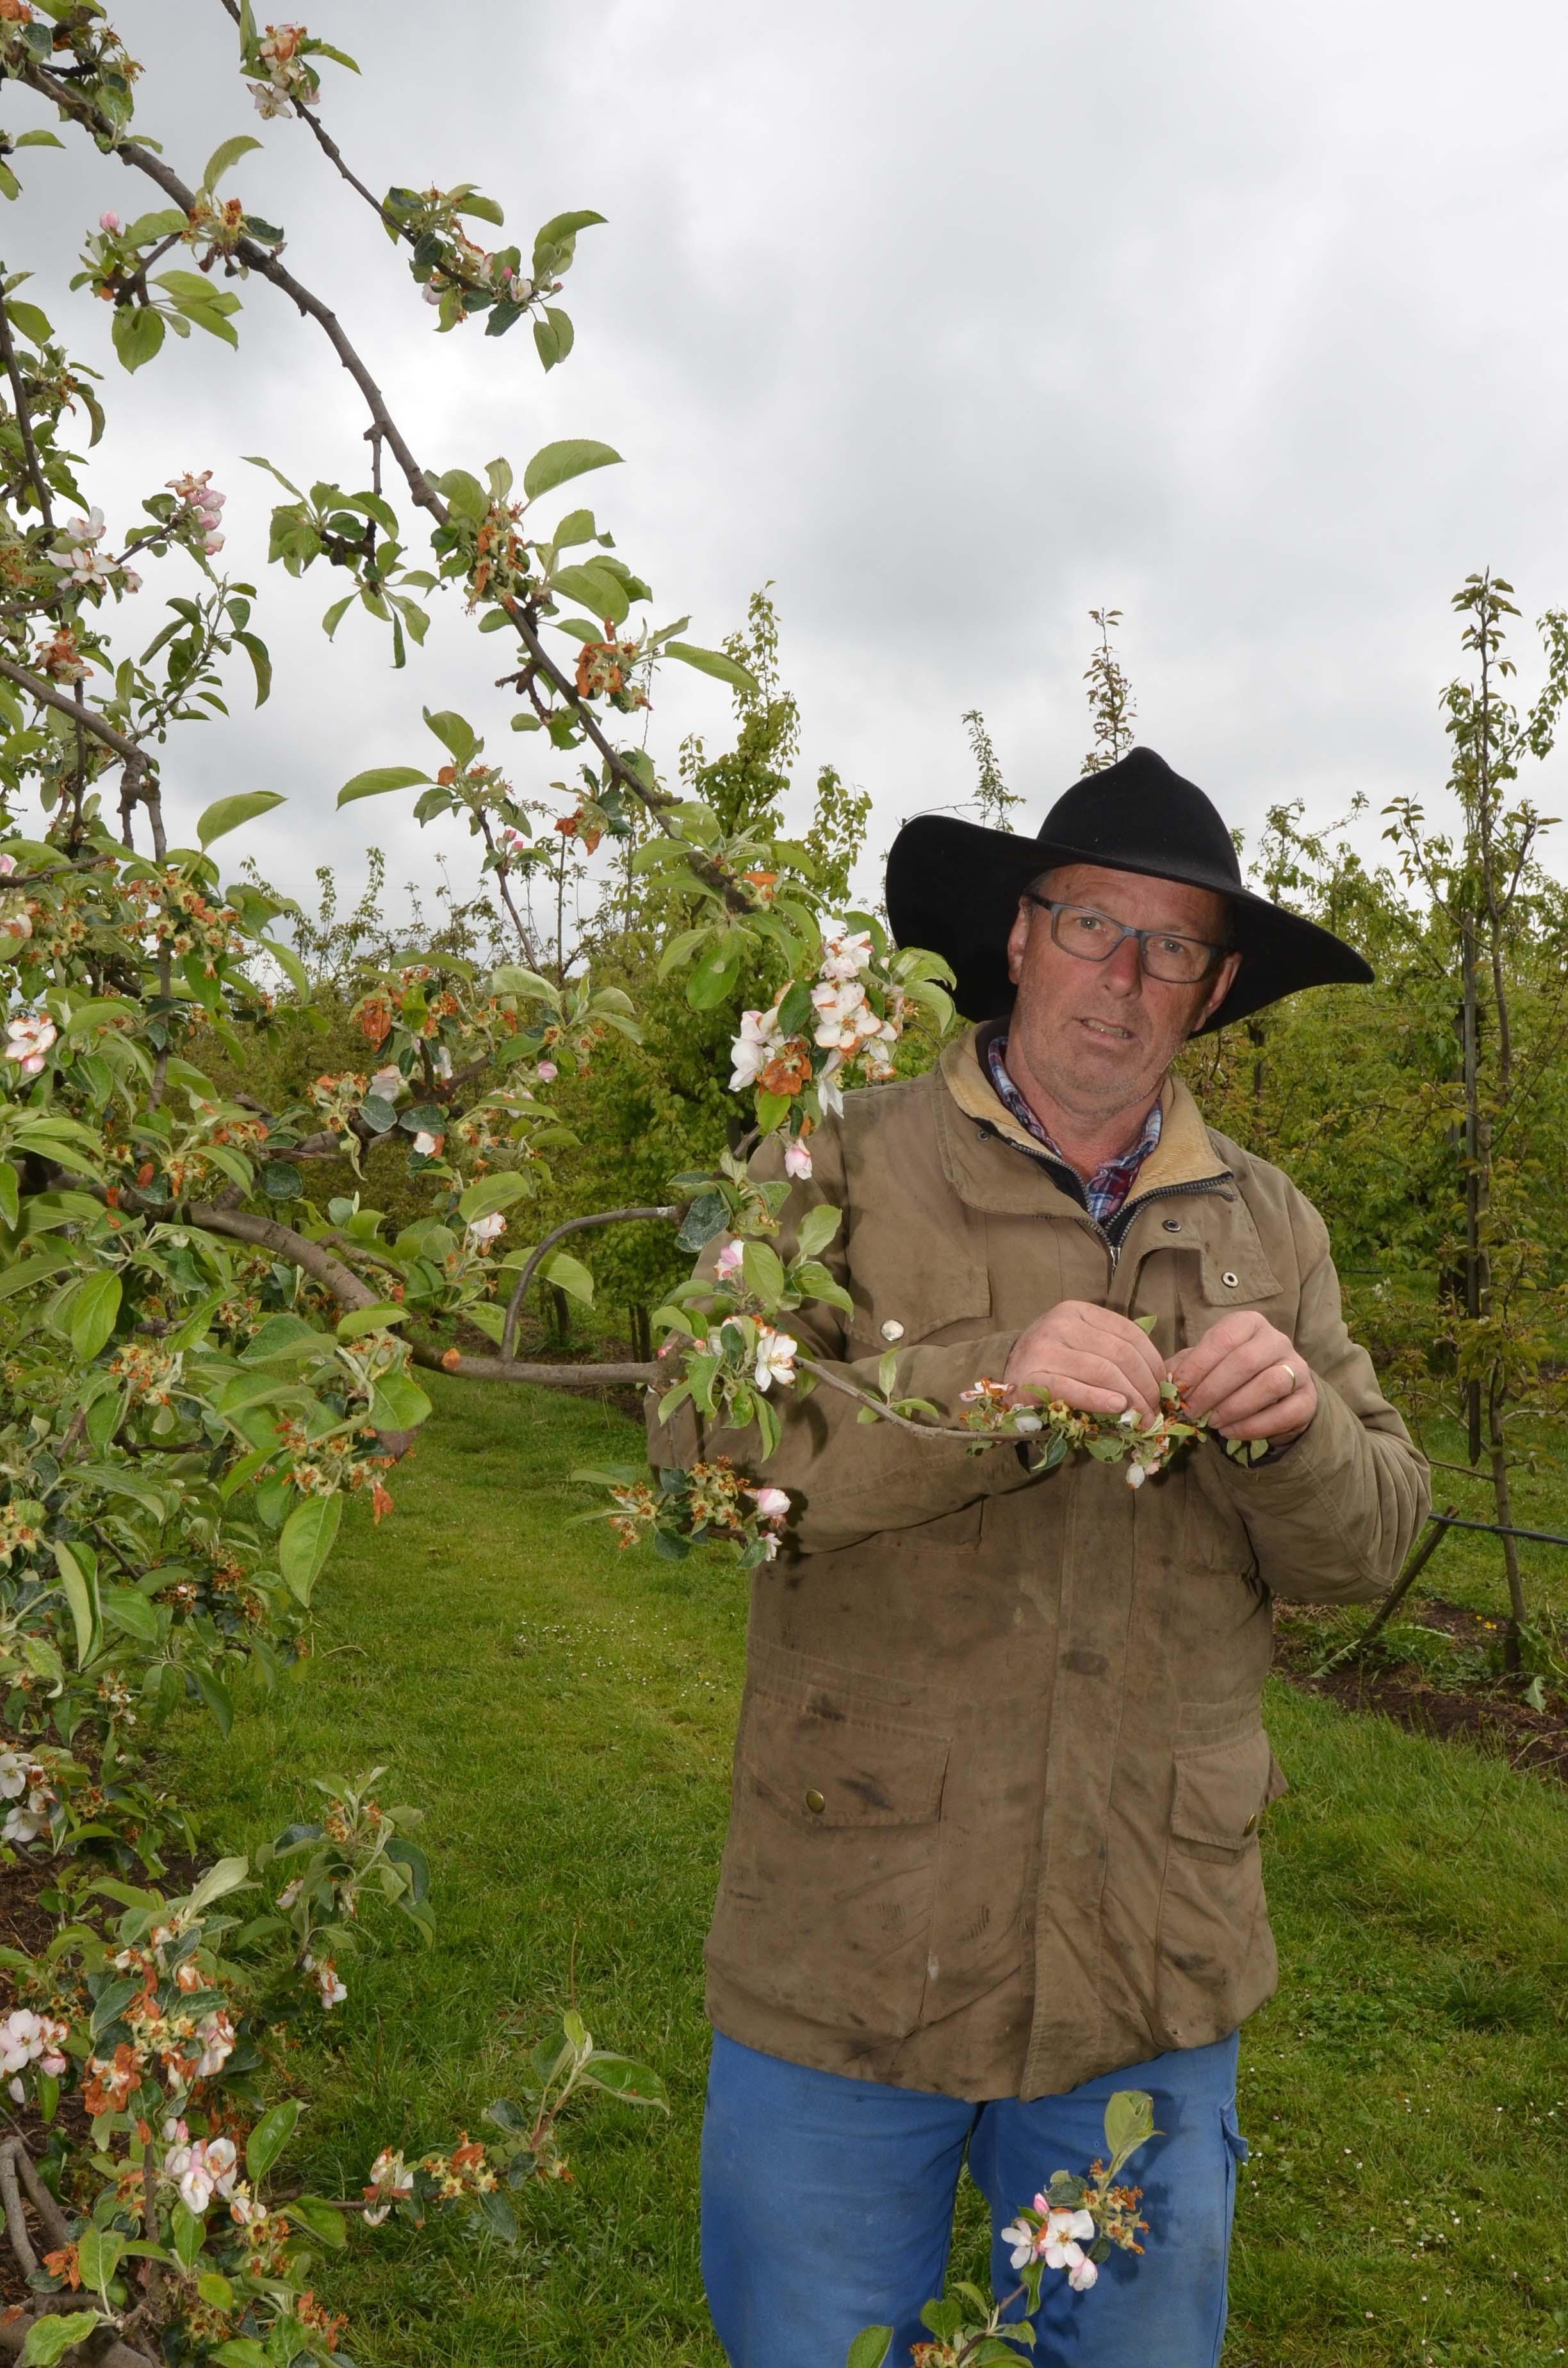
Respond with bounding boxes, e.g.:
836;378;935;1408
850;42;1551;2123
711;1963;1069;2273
1278;1361;1298;1395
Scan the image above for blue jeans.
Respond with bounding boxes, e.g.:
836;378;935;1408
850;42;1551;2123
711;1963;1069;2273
701;2029;1246;2368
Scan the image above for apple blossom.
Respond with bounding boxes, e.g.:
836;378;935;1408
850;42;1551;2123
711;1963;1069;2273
5;1014;57;1076
304;1951;348;2009
753;1485;790;1518
369;1064;404;1100
466;1211;506;1249
536;1060;559;1082
783;1138;813;1180
713;1238;744;1279
0;1747;26;1797
99;210;121;231
753;1325;797;1392
412;1130;443;1157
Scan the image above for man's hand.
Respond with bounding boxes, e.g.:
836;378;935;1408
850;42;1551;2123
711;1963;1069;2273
1166;1310;1318;1445
1004;1300;1168;1422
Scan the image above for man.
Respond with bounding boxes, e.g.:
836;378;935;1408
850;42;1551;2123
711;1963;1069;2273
658;748;1429;2368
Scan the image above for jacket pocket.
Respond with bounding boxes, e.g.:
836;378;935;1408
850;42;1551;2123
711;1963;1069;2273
705;1668;952;2043
1154;1725;1278;2050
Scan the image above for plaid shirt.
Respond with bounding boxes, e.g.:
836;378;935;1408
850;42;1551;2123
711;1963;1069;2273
985;1032;1162;1228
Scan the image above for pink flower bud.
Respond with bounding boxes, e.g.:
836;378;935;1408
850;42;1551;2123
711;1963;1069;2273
99;212;122;233
535;1060;558;1083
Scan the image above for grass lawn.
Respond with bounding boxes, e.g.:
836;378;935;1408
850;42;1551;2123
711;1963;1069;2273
160;1377;1568;2367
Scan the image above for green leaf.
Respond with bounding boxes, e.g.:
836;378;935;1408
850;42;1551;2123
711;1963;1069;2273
52;1540;97;1669
367;1371;432;1431
196;2273;234;2308
422;707;478;766
338;764;432;807
20;2312;102;2365
245;2096;300;2184
845;2332;894;2368
76;2226;125;2293
1103;2086;1157;2176
284;2196;348;2247
685;934;744;1010
664;641;760;696
742;1239;786;1304
457;1171;534;1223
260;937;309;998
67;1271;122;1360
213;2343;270;2368
579;2053;669;2109
279;1492;343;1605
111;304;165;374
202;133;262;191
522;438;622;504
532;208;607;273
335;1302;409;1341
4;299;53;344
795;1204;842;1260
536;1247;594;1305
197;789;284;848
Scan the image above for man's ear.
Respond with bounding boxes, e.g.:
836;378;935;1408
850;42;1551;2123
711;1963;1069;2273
1193;949;1242;1031
1006;898;1033;985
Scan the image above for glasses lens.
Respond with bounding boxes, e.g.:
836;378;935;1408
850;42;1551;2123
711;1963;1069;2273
1050;904;1120;960
1141;934;1211;983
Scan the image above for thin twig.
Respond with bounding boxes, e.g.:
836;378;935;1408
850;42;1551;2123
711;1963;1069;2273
501;1205;678;1360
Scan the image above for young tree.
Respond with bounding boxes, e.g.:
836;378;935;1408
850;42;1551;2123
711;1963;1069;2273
1081;605;1136;772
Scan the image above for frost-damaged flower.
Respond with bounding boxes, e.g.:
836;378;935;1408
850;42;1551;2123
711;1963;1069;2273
783;1138;813;1180
361;2146;415;2225
728;999;789;1092
194;2009;236;2078
465;1210;506;1250
412;1129;443;1158
713;1237;744;1280
6;1013;59;1075
753;1325;797;1392
303;1951;347;2009
369;1062;404;1101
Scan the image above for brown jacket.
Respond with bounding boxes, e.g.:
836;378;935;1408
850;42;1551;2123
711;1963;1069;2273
652;1029;1429;2100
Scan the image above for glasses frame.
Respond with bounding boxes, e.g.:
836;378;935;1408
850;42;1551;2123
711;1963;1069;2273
1023;893;1230;985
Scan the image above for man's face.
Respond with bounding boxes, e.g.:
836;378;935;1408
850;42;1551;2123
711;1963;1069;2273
1004;862;1241;1122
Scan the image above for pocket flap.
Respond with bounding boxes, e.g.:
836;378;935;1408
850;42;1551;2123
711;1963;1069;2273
740;1684;951;1830
1170;1726;1273;1850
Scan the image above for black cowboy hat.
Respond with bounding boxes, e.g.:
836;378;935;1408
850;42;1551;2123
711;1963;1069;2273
885;745;1373;1035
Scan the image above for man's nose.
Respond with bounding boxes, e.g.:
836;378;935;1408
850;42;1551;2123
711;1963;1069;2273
1100;933;1143;994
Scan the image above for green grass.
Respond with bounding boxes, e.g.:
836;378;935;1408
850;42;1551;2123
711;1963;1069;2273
160;1380;1568;2367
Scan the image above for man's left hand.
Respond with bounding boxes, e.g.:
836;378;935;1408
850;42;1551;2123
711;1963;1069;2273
1166;1310;1318;1445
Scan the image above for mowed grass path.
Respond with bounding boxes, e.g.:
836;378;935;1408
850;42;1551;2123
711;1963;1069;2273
161;1379;1568;2367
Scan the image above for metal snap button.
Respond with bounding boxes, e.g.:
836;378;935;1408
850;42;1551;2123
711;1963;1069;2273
1221;1271;1239;1288
1162;1218;1182;1232
804;1788;826;1814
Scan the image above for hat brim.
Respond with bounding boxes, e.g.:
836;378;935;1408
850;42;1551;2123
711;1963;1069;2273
885;812;1374;1034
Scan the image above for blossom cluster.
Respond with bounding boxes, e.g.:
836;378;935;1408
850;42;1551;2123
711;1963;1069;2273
248;21;313;115
1;1747;56;1845
599;1456;790;1564
49;505;141;597
728;927;908;1180
0;2006;69;2098
167;468;226;554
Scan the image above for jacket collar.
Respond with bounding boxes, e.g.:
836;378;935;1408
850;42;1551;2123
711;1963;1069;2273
936;1025;1230;1208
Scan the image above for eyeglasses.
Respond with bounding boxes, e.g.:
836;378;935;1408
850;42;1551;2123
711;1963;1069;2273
1024;894;1229;985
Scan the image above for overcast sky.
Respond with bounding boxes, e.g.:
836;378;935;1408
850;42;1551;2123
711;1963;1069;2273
11;0;1568;919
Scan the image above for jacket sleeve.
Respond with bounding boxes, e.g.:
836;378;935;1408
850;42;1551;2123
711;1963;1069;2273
646;1112;1044;1553
1207;1188;1430;1604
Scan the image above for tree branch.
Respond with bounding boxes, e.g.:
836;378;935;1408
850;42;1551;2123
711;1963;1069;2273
181;1201;384;1310
408;1340;658;1390
501;1205;678;1360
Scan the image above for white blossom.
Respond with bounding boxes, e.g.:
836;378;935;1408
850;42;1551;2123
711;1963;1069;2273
783;1139;813;1180
753;1325;798;1393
